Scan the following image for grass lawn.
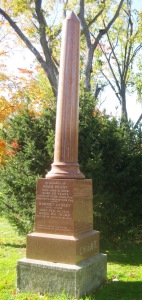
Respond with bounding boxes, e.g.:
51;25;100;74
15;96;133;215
0;216;142;300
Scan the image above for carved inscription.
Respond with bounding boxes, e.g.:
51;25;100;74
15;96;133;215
36;180;73;219
79;240;97;255
35;179;73;233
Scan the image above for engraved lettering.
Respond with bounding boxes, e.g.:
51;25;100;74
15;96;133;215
36;180;73;232
79;241;97;255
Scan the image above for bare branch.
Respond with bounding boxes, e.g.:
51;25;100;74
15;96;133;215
101;69;121;104
129;43;142;67
78;0;91;48
102;17;122;80
79;0;124;91
134;113;142;128
99;42;121;94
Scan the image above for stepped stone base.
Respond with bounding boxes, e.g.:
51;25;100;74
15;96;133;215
26;230;99;264
17;254;107;298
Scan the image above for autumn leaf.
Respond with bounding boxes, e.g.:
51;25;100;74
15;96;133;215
130;273;135;278
18;68;33;75
11;289;17;295
10;140;21;151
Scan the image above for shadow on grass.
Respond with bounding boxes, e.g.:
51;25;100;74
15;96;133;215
2;243;26;248
104;243;142;266
88;281;142;300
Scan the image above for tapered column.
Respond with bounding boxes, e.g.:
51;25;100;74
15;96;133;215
46;12;84;179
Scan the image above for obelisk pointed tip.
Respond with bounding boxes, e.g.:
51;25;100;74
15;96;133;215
66;11;79;22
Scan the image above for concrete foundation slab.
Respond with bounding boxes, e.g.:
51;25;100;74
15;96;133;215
17;253;107;298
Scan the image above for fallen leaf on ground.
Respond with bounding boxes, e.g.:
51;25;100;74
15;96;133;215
11;290;17;294
130;273;135;278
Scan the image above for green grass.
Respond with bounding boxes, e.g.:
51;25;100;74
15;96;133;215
0;216;142;300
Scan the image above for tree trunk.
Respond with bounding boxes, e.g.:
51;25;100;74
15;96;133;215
84;46;94;91
120;86;128;121
78;0;125;92
0;0;125;98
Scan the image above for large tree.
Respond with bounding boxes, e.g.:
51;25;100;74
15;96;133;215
0;0;125;97
94;0;142;121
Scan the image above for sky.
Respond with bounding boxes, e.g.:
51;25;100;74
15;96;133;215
99;0;142;123
3;0;142;124
100;88;142;123
132;0;142;10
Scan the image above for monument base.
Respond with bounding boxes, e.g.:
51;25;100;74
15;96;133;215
17;254;107;298
26;230;100;264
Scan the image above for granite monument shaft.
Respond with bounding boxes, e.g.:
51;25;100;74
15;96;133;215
46;12;84;179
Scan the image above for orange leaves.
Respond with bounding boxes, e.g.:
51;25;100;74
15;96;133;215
130;273;135;278
0;140;6;166
5;149;15;157
0;139;21;165
0;72;9;81
0;69;27;124
92;108;102;118
11;140;21;151
0;140;6;149
11;289;17;295
0;97;15;123
18;68;33;75
0;51;7;56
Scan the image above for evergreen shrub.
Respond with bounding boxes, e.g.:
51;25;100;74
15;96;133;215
0;105;55;234
79;94;142;245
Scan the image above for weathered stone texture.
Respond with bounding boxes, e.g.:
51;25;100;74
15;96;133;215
17;254;107;298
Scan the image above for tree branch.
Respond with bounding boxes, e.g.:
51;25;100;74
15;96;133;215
100;69;121;104
134;113;142;128
88;8;105;28
78;0;124;91
105;26;122;81
0;6;58;96
99;42;121;95
78;0;91;48
92;0;125;51
129;43;142;67
0;8;45;66
122;10;133;83
35;0;58;73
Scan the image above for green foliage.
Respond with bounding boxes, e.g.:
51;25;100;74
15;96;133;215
0;154;37;233
0;104;56;234
134;60;142;102
1;92;142;244
5;105;55;175
79;93;142;245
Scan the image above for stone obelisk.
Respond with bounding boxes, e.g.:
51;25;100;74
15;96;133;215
17;12;107;298
46;12;84;179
